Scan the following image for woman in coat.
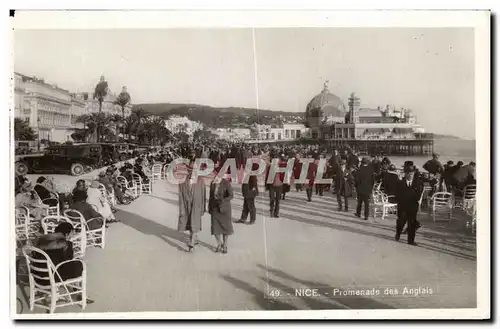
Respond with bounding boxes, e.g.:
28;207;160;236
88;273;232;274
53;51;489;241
208;173;234;254
178;164;207;252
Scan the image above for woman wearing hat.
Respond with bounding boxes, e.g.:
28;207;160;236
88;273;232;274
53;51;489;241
208;172;234;253
15;180;49;221
87;180;116;223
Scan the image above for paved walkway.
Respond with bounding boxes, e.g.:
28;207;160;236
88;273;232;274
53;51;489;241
16;178;476;314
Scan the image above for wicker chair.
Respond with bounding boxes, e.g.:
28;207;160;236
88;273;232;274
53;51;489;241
372;190;398;220
430;192;453;223
62;210;87;258
22;246;87;314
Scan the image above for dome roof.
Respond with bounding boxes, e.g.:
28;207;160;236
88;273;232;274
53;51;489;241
305;83;346;119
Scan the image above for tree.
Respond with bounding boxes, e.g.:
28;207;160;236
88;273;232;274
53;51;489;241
115;86;131;118
14;118;37;141
75;113;114;143
93;75;109;141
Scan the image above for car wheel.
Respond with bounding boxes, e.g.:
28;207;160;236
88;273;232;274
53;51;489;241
119;154;126;161
15;162;29;176
70;163;85;176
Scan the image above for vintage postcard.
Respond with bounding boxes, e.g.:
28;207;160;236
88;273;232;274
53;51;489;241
10;10;490;320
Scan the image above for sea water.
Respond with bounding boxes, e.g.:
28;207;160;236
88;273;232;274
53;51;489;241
388;138;476;168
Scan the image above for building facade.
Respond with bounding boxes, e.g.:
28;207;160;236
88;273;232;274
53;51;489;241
74;91;133;117
253;123;308;141
14;72;75;142
14;72;135;143
164;116;204;135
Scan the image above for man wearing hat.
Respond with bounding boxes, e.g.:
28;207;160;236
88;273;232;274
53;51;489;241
354;157;374;219
395;165;424;245
333;159;353;211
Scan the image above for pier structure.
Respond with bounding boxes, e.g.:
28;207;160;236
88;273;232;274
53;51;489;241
303;82;434;156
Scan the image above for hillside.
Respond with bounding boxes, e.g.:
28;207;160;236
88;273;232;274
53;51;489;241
134;103;305;128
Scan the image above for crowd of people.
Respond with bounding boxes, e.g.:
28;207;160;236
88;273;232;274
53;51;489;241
15;139;477;311
156;140;477;250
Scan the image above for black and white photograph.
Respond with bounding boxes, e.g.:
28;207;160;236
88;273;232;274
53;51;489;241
9;10;490;319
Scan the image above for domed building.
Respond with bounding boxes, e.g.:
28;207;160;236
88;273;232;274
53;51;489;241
305;81;346;138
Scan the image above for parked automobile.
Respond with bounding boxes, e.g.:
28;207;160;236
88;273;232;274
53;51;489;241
15;143;106;176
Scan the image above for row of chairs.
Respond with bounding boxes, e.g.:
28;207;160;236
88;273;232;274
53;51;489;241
372;183;476;223
17;209;106;313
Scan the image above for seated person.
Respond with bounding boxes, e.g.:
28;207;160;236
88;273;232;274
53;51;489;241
381;164;400;200
35;176;71;212
33;222;94;304
34;176;53;201
87;180;117;222
72;179;87;196
133;160;150;183
102;167;132;204
15;181;49;221
69;190;106;230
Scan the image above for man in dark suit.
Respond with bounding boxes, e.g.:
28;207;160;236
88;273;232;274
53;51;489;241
334;160;353;211
354;157;374;220
237;166;259;224
395;165;424;245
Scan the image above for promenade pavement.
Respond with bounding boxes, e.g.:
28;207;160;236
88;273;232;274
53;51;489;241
16;176;477;314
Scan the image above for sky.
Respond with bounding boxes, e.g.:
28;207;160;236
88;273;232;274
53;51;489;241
14;28;475;139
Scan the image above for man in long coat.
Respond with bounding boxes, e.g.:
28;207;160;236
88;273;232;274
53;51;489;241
335;160;354;211
355;157;375;220
178;166;206;251
395;165;424;246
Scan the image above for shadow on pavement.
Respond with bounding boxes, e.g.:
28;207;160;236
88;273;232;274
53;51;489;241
220;275;298;310
258;264;395;309
148;191;475;260
221;265;394;310
234;194;476;260
118;208;214;252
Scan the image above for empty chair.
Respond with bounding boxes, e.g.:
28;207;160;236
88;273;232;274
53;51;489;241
430;192;453;223
151;164;163;182
462;184;477;211
418;186;432;212
132;173;152;195
22;246;87;314
372;190;398;220
62;210;87;259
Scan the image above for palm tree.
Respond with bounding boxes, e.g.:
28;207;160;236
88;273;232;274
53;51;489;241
115;86;131;118
75;113;113;143
14;118;37;140
93;75;109;141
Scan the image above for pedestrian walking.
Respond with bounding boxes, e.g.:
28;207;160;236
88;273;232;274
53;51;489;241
208;174;234;253
395;165;424;246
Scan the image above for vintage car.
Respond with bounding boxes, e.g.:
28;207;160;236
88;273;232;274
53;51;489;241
15;143;106;176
